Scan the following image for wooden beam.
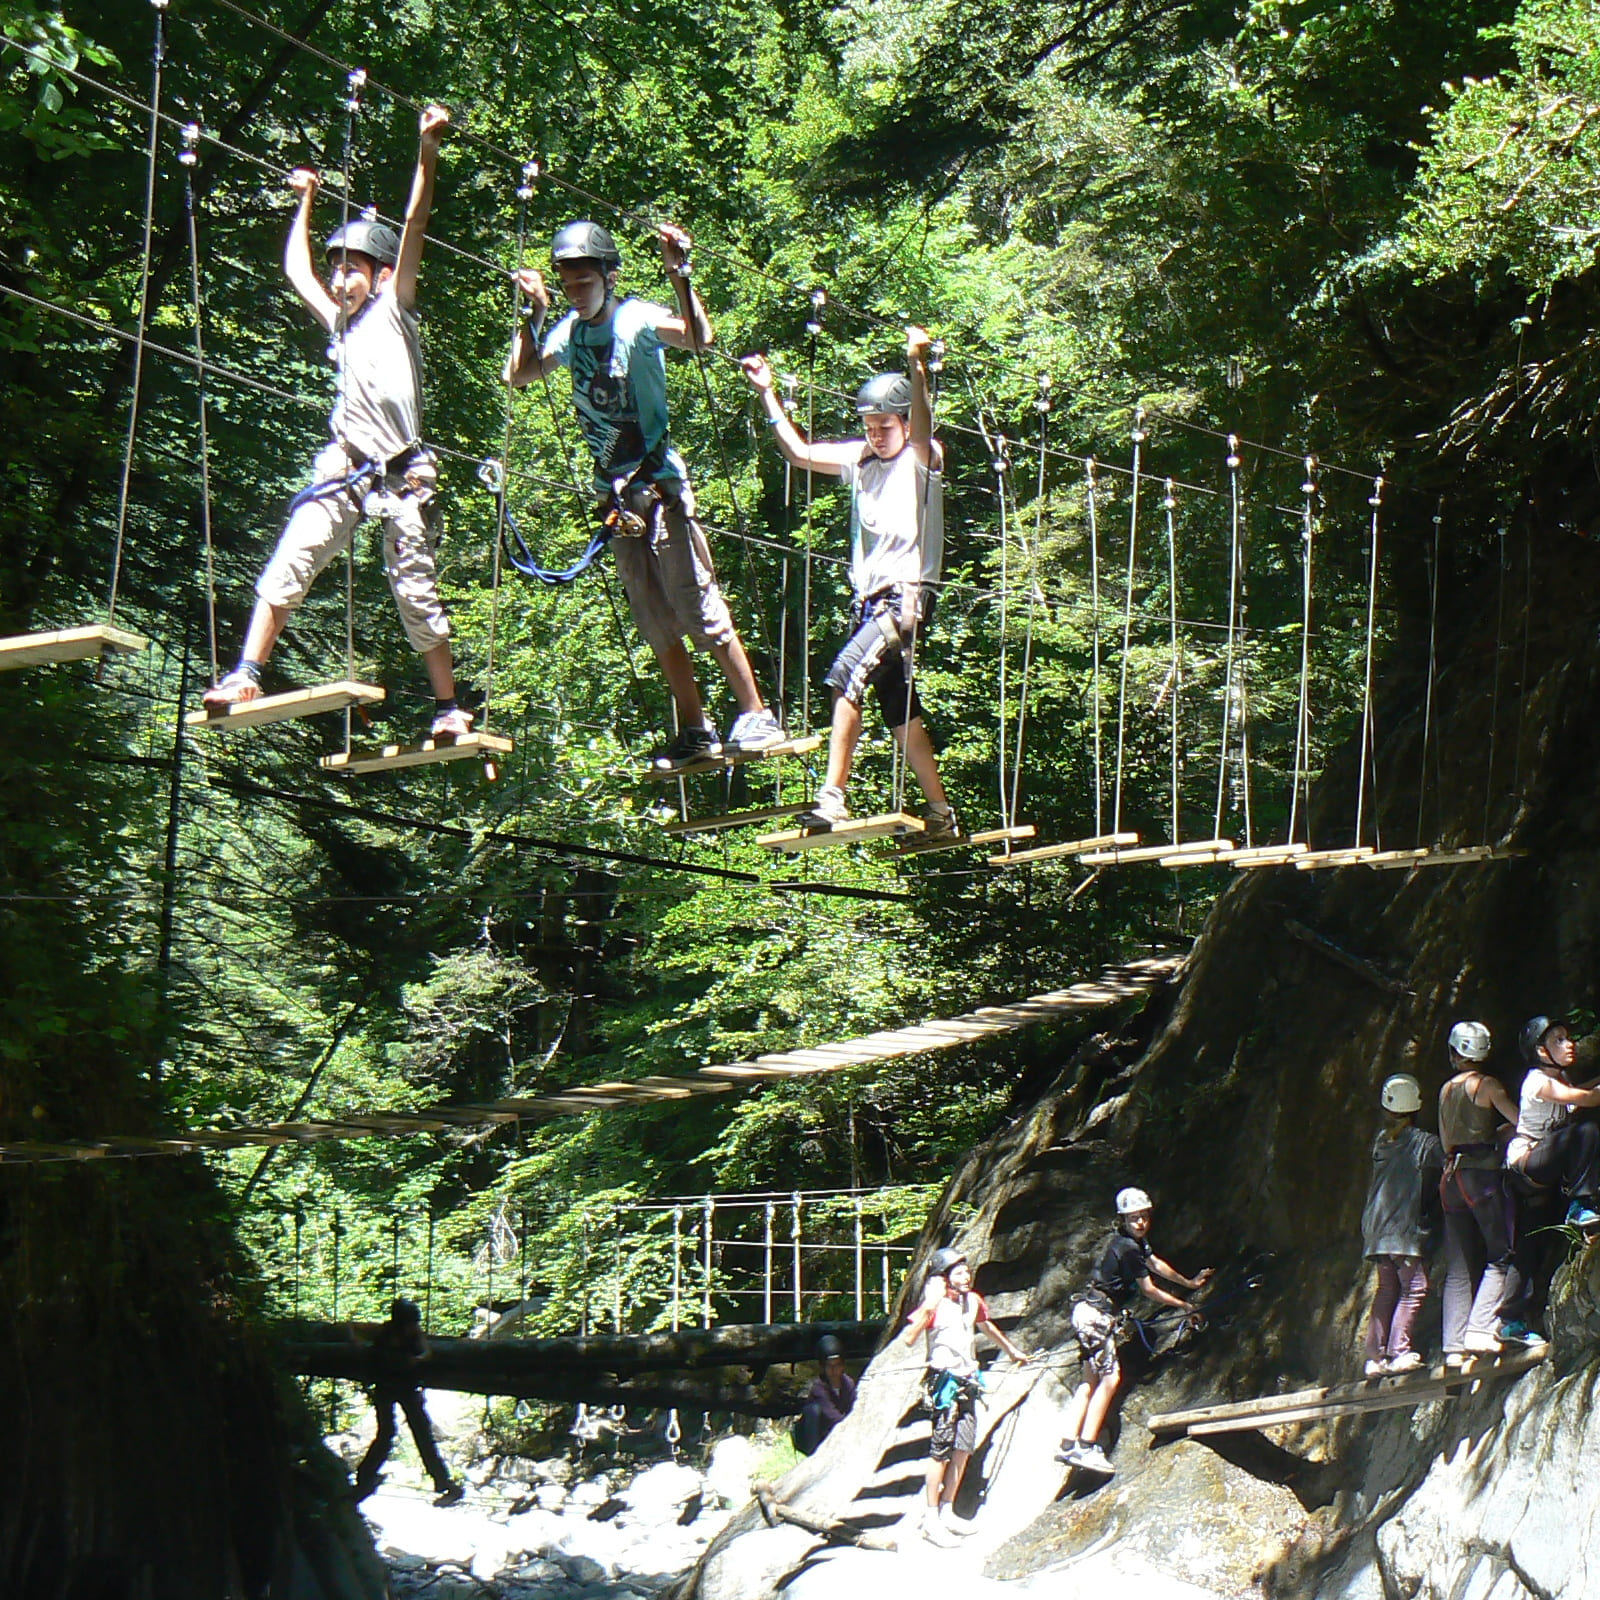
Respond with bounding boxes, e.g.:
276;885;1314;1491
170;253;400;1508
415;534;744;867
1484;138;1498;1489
1079;839;1233;866
187;681;385;730
319;732;513;774
642;734;822;781
1364;846;1526;870
0;624;149;671
1157;847;1236;867
659;802;813;836
1230;844;1308;868
1293;847;1376;870
757;812;924;852
898;823;1037;857
987;832;1139;867
1284;918;1411;999
769;881;916;903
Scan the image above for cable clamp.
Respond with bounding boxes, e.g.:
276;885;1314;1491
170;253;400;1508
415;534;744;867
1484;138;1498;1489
180;122;201;167
477;458;506;495
517;159;541;202
345;67;366;114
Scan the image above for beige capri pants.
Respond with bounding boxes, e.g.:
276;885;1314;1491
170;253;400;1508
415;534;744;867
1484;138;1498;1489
607;476;736;655
256;441;451;655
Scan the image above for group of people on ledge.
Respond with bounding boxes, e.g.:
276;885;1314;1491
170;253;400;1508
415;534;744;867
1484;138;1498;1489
200;108;958;838
1361;1015;1599;1374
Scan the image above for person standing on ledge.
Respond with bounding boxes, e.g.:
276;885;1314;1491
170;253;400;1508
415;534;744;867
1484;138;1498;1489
203;106;470;740
902;1245;1029;1546
742;327;958;840
351;1298;462;1506
1056;1187;1211;1478
505;220;784;771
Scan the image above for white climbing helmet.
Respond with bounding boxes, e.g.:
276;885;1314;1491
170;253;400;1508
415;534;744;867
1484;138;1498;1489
1448;1020;1492;1062
1381;1074;1422;1114
1115;1186;1153;1216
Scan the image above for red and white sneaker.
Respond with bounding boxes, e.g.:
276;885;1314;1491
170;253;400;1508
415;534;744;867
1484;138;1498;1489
201;669;261;712
430;706;475;740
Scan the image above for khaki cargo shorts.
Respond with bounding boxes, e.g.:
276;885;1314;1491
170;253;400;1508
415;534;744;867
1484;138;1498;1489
607;478;735;655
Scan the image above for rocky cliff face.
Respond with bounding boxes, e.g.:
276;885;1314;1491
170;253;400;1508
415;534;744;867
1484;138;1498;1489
677;532;1600;1598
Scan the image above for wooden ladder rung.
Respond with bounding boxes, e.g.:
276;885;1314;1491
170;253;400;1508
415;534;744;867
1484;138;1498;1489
1079;839;1233;866
642;734;822;782
1293;847;1376;870
659;802;814;836
320;732;513;774
0;624;149;671
987;832;1139;867
1229;844;1308;868
758;812;925;852
187;681;385;730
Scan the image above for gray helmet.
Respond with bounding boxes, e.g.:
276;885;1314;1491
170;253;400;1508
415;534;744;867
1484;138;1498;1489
855;372;913;418
325;218;400;268
930;1246;966;1277
1521;1015;1563;1063
1448;1020;1491;1062
552;220;621;274
817;1334;844;1359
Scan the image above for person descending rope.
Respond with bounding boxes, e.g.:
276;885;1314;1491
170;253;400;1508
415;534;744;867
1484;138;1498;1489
1437;1021;1519;1366
1054;1188;1211;1479
1359;1075;1444;1376
900;1245;1029;1546
792;1332;856;1456
742;329;957;839
504;220;783;771
351;1298;463;1506
202;107;470;737
1499;1016;1600;1343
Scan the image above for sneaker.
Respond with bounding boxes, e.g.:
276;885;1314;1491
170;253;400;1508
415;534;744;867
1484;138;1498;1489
652;726;723;771
919;804;962;843
726;707;786;753
1386;1351;1425;1374
1363;1358;1388;1377
1463;1330;1504;1355
201;667;261;712
918;1508;960;1547
1498;1321;1549;1349
1565;1200;1600;1230
800;785;849;828
1443;1351;1467;1370
939;1502;978;1536
430;706;475;741
433;1482;464;1507
1052;1438;1081;1465
1072;1443;1115;1476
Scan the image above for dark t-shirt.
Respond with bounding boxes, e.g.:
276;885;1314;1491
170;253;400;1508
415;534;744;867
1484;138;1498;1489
806;1371;856;1426
1091;1232;1153;1310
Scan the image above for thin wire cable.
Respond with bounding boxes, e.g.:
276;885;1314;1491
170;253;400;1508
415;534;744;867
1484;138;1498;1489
1288;457;1317;846
1354;475;1384;847
1484;527;1508;844
1008;380;1049;833
336;69;362;755
1112;409;1146;833
179;124;220;683
1162;479;1181;845
1417;500;1443;848
987;419;1012;830
801;294;823;737
1085;459;1104;836
106;0;168;630
1212;438;1243;841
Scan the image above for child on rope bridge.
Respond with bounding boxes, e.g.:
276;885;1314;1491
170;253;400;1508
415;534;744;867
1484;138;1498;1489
742;328;958;839
203;106;470;738
503;220;784;772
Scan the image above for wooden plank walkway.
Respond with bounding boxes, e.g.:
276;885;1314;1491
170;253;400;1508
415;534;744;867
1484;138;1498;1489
0;624;148;670
320;731;513;774
186;681;384;730
1146;1347;1545;1437
0;956;1184;1163
701;955;1185;1080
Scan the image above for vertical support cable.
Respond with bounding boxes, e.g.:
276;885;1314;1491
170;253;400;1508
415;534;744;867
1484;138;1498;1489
1484;528;1508;844
107;0;169;631
671;1205;683;1331
424;1205;435;1330
1163;479;1180;845
993;428;1012;830
1006;378;1049;833
791;1192;802;1322
1112;409;1146;832
1085;460;1104;835
1213;438;1244;841
336;69;365;755
1355;475;1384;847
801;294;824;737
762;1200;774;1325
613;1210;623;1332
1289;457;1318;846
178;125;219;685
853;1195;864;1321
701;1195;715;1329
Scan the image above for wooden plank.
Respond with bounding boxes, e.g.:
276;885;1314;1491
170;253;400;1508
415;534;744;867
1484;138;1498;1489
988;832;1139;867
1079;839;1234;866
898;823;1037;858
1292;847;1376;870
659;802;813;836
320;732;513;774
0;624;150;671
1364;846;1525;870
757;812;924;852
1158;847;1236;867
642;734;822;781
187;681;385;730
1230;845;1308;868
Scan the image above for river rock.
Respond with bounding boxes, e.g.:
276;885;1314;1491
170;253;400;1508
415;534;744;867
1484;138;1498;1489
704;1436;757;1507
619;1461;703;1518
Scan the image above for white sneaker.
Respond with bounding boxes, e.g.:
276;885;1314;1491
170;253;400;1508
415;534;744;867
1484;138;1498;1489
1386;1351;1425;1375
430;706;475;740
1443;1351;1467;1370
726;707;785;753
1363;1358;1388;1377
1073;1443;1115;1476
918;1508;960;1547
801;785;849;828
1462;1331;1504;1355
939;1503;978;1536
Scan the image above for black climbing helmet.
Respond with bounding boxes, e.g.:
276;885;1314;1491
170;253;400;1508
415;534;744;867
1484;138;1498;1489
930;1245;966;1277
552;220;622;275
325;217;401;269
855;372;913;418
1520;1015;1564;1063
817;1334;844;1359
